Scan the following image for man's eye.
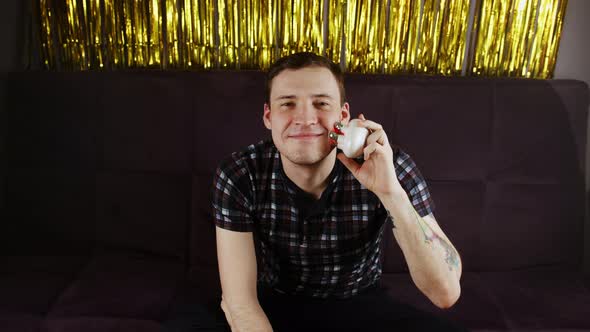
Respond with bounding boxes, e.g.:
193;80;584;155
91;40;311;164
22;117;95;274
281;102;294;107
315;101;329;107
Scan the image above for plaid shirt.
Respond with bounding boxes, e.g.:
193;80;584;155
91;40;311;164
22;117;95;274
212;139;436;299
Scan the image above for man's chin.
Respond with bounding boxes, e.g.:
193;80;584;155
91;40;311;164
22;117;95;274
286;156;323;165
281;148;334;166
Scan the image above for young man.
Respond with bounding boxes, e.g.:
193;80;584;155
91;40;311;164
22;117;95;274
213;52;466;332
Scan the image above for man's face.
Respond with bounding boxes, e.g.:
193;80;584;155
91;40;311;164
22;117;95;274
263;66;350;165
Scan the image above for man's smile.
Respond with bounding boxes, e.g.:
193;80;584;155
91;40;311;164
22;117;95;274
288;133;324;141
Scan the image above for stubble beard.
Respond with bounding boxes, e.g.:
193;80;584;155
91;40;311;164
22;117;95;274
279;140;335;166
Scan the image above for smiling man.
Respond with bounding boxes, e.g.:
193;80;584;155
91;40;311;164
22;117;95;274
212;52;466;332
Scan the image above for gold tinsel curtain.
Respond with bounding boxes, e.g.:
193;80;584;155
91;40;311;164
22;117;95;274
35;0;568;78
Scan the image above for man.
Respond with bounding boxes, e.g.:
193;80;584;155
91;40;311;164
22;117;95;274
213;52;466;331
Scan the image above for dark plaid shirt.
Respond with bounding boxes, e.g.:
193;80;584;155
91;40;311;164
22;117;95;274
212;139;436;299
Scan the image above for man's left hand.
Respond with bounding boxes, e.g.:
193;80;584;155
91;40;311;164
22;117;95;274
336;114;403;199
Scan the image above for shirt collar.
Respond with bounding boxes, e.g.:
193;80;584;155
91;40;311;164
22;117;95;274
274;148;343;201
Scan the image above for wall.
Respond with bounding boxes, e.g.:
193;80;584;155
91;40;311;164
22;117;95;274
0;0;25;215
553;0;590;275
0;0;23;72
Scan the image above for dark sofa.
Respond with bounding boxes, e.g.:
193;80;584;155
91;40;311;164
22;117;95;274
0;71;589;332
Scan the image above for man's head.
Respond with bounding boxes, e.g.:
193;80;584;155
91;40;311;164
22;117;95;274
263;52;350;166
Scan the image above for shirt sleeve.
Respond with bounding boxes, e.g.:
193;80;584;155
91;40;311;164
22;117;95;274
211;157;256;232
394;148;436;218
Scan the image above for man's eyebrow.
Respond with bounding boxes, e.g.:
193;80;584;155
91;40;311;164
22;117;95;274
312;94;335;99
275;95;296;100
274;94;335;100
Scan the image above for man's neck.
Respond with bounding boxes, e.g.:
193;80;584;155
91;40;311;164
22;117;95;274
281;150;337;200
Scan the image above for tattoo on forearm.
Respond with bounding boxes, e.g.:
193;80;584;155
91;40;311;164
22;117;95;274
409;203;460;271
387;203;461;272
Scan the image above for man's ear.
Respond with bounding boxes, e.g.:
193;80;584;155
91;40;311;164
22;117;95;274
340;102;351;125
263;103;272;130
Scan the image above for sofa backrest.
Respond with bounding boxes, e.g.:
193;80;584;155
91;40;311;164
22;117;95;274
1;72;587;275
2;73;192;259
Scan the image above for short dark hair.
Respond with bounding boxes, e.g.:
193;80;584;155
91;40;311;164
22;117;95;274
265;52;346;106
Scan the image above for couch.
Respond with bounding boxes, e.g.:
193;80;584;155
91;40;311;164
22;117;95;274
0;71;589;331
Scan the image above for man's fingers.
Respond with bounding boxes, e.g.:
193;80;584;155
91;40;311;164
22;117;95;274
356;116;389;146
366;129;388;146
363;142;385;160
356;118;383;132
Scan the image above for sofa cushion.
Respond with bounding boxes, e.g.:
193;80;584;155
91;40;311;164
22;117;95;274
393;80;493;181
345;75;396;137
43;317;163;332
479;266;590;330
380;272;508;331
48;251;184;320
382;179;485;273
0;256;89;314
95;171;191;258
0;314;41;332
477;81;586;271
190;174;218;268
163;267;224;330
99;73;192;173
190;71;269;175
489;81;583;184
381;266;590;331
5;73;99;169
478;181;583;270
185;266;221;302
2;168;95;254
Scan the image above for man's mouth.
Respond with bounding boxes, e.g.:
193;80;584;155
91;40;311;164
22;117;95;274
288;133;324;140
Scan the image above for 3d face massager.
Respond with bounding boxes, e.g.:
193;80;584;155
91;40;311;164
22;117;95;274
328;119;369;159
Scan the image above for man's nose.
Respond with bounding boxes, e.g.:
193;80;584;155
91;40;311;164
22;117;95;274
293;102;318;125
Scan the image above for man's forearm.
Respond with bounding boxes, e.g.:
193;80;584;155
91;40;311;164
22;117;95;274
379;189;462;308
222;299;273;332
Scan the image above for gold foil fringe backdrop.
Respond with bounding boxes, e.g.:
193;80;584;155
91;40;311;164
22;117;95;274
35;0;568;78
469;0;567;78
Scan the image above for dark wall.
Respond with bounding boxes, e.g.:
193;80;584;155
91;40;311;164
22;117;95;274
0;0;25;72
0;75;4;214
0;0;25;215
